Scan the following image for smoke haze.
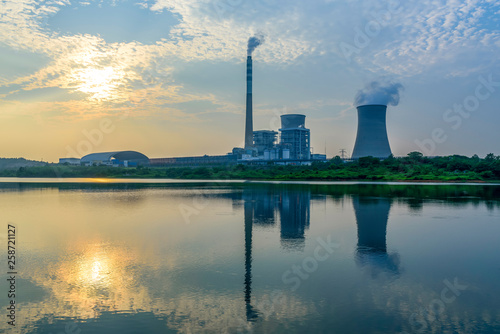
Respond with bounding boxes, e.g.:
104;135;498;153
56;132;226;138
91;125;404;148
247;35;265;56
354;81;404;106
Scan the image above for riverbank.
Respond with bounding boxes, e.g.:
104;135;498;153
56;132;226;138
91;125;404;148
1;153;499;183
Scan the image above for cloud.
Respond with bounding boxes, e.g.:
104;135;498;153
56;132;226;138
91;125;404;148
0;0;499;121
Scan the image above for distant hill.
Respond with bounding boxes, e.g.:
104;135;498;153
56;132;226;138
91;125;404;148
0;158;47;170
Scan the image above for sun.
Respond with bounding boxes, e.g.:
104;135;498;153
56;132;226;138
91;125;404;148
72;66;126;102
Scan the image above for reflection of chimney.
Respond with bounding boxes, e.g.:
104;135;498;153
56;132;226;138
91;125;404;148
244;56;253;149
351;104;392;159
244;200;258;321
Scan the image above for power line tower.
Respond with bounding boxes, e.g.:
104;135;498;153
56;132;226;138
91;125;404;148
339;149;347;160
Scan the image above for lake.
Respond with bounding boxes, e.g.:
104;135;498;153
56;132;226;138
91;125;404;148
1;179;499;333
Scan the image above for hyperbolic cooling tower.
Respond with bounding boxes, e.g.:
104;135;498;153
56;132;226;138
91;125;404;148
244;56;253;149
351;104;392;159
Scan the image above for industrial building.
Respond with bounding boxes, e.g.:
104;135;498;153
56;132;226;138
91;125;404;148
149;154;238;167
80;151;149;167
59;49;327;168
236;113;314;164
253;130;278;155
279;114;311;160
351;104;392;159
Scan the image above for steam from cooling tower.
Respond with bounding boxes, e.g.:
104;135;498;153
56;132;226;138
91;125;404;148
354;81;404;107
247;35;265;56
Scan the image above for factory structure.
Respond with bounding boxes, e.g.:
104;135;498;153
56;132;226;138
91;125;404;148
59;37;398;168
148;44;325;167
236;114;314;163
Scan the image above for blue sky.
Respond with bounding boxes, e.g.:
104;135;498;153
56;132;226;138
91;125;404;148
0;0;499;161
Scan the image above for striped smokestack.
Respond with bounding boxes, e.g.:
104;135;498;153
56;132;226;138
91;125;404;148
244;35;264;150
244;55;253;149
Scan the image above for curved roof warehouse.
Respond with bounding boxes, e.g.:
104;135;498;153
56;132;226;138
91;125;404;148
80;151;149;167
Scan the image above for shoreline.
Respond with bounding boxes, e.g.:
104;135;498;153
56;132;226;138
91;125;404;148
1;177;500;186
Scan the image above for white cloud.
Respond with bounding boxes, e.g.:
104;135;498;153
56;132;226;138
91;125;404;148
0;0;499;119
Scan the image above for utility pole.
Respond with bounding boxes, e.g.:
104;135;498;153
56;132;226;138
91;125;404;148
339;149;347;160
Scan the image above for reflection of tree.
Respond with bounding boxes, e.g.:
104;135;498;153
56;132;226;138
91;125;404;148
353;196;400;278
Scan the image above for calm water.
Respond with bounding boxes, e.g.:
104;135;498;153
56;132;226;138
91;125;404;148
1;179;499;334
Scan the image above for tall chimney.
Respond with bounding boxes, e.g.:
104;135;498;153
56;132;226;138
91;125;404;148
244;56;253;149
351;104;392;159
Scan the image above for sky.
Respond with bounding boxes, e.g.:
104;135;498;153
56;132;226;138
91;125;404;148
0;0;499;162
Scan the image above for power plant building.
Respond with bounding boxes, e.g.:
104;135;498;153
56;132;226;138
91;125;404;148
253;130;278;155
80;151;149;167
279;114;311;160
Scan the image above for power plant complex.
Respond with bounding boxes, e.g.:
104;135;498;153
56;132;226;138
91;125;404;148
59;37;399;167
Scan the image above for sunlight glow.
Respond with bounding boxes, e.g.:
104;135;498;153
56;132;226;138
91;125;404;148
72;66;126;102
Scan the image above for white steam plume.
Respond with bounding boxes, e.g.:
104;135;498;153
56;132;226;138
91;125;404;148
354;81;404;106
247;35;265;56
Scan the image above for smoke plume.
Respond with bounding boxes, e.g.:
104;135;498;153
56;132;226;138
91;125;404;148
247;35;265;56
354;81;404;107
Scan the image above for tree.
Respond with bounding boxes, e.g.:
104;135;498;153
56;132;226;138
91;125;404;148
407;151;423;161
485;153;496;161
331;156;343;165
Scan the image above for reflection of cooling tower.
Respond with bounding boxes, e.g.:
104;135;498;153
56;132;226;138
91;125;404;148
244;56;253;149
351;105;392;159
353;196;400;277
353;197;390;252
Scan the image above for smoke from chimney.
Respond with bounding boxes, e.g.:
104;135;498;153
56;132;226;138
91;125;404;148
354;81;404;107
247;35;265;56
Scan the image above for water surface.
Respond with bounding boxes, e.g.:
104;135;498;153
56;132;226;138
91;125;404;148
1;180;499;333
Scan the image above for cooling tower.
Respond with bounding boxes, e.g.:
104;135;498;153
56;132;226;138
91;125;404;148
244;56;253;149
280;114;305;129
351;104;392;159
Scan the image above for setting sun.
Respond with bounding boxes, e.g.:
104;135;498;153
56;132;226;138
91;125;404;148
72;66;125;102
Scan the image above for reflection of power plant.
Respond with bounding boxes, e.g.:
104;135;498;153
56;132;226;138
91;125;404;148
278;189;310;250
238;186;401;323
352;197;400;277
241;187;310;250
240;186;311;321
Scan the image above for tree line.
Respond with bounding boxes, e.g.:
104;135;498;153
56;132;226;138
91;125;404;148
1;152;499;181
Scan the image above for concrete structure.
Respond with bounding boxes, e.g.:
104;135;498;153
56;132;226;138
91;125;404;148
58;158;81;165
253;130;277;155
244;56;253;150
351;105;392;159
81;151;149;167
279;114;311;160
